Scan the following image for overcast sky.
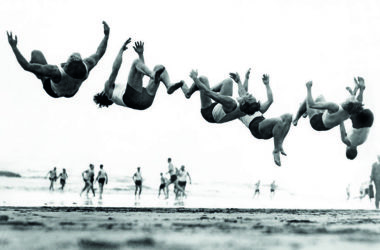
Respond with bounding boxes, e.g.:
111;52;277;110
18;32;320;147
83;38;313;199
1;0;380;196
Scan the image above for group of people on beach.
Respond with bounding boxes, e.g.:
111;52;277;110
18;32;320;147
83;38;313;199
253;180;277;199
46;167;68;191
6;21;374;168
80;164;108;199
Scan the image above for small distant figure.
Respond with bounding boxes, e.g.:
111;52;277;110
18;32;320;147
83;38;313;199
270;181;277;198
371;156;380;209
176;165;192;199
254;180;261;198
58;168;68;190
133;167;143;199
46;167;57;191
166;158;179;198
158;172;168;198
80;164;95;197
96;164;108;199
346;184;351;200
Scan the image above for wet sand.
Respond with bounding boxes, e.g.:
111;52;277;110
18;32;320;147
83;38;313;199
0;207;380;250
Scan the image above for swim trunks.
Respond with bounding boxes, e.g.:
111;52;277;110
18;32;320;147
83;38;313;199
350;109;374;129
170;175;177;183
159;183;165;190
201;102;218;123
248;116;271;139
98;177;105;185
123;85;155;110
178;181;187;189
135;180;142;186
310;113;329;131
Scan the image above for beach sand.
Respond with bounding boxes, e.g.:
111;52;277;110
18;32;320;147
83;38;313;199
0;207;380;250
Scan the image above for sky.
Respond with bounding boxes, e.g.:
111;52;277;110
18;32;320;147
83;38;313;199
1;0;380;198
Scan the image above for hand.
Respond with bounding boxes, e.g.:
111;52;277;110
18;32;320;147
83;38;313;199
262;74;269;85
121;38;132;51
102;21;110;36
306;81;313;88
189;69;198;79
245;68;251;79
6;31;17;48
229;72;241;83
133;41;144;54
356;76;365;89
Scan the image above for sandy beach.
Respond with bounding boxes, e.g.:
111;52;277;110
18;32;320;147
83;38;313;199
0;207;379;250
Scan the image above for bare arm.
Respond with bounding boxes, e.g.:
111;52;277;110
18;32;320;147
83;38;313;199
133;41;145;63
229;72;247;97
83;21;110;71
187;173;192;184
309;101;340;113
259;74;273;114
339;122;351;146
243;68;251;92
7;31;60;79
105;173;108;184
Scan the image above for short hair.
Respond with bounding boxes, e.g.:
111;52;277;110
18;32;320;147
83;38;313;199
168;158;172;162
240;98;261;115
350;109;374;129
346;147;358;160
94;92;114;108
100;164;103;169
343;102;364;115
66;61;87;79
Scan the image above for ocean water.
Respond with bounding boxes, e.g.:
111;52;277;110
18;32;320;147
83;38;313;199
0;168;376;209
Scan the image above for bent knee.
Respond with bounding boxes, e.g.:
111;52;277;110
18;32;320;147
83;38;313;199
153;64;165;71
199;76;209;84
281;113;293;123
223;78;233;86
315;95;325;102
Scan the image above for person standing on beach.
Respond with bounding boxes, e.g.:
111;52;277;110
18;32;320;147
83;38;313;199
176;165;192;199
158;172;168;198
270;181;277;198
166;158;179;198
370;156;380;209
6;22;110;98
58;168;68;191
80;164;95;197
346;184;351;200
254;180;261;198
46;167;57;191
96;164;108;199
133;167;143;199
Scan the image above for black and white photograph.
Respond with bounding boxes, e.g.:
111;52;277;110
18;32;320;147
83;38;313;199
1;0;380;249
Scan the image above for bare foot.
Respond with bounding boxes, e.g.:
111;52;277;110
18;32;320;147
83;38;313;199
167;80;184;94
273;151;281;166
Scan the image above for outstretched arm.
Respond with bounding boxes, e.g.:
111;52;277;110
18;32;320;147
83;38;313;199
190;70;237;112
230;72;247;97
355;77;365;103
133;41;145;63
7;31;60;79
259;74;273;114
243;68;251;92
306;81;339;113
339;122;351;146
84;21;110;71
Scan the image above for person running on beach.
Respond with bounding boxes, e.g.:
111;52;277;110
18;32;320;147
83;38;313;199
254;180;261;198
96;164;108;199
183;69;261;124
6;21;110;98
176;165;192;199
133;167;143;199
230;71;292;166
340;77;374;160
58;168;68;191
166;158;180;198
293;81;364;159
93;39;183;109
46;167;57;191
80;164;95;197
270;181;277;198
370;156;380;209
158;172;168;198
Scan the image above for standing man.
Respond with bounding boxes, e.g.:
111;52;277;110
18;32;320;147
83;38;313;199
177;165;192;199
58;168;68;191
46;167;57;191
254;180;261;198
6;22;110;98
158;172;168;198
133;167;143;199
370;156;380;209
166;158;179;198
270;181;277;199
80;164;95;197
96;164;108;199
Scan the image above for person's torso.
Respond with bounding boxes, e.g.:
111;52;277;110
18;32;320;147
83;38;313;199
322;106;349;129
98;169;107;178
347;127;370;146
178;170;188;181
239;112;263;128
49;170;56;178
213;101;245;123
87;170;95;181
60;173;68;180
168;163;175;175
372;163;380;181
51;64;89;97
134;172;142;180
110;83;127;106
160;176;166;184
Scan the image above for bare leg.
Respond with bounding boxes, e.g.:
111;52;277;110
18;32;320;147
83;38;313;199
211;78;233;96
30;50;48;79
181;81;199;99
293;100;307;126
127;59;155;93
198;76;214;109
145;65;183;96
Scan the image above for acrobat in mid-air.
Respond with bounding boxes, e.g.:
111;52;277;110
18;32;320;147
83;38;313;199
183;68;261;124
7;21;110;98
293;79;370;159
93;39;183;109
230;71;292;166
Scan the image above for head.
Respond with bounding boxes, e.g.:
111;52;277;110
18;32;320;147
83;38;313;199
377;155;380;162
64;53;87;79
94;91;114;108
54;167;56;170
180;165;185;171
160;172;163;176
137;167;141;172
63;168;66;173
100;164;103;169
346;146;358;160
168;158;172;163
341;101;364;115
89;164;94;170
238;94;261;115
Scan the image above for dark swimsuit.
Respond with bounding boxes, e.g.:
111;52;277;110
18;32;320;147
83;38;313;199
43;79;60;98
350;109;374;129
122;85;155;110
98;177;105;185
201;103;218;123
170;175;177;183
309;113;330;131
178;181;187;188
248;116;272;139
135;180;142;186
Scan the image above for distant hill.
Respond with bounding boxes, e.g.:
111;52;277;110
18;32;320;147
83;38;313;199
0;171;21;178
